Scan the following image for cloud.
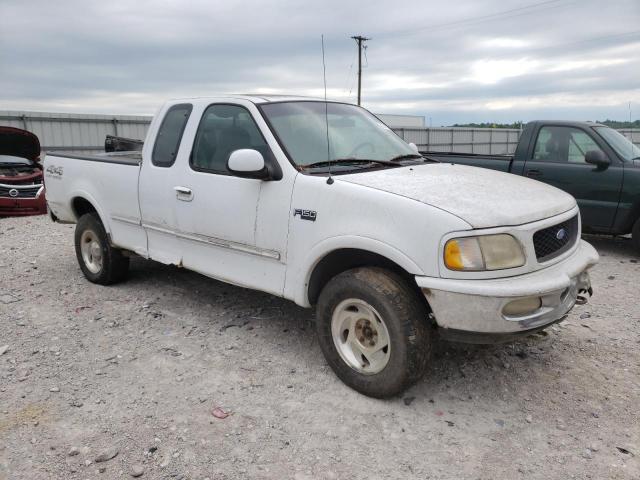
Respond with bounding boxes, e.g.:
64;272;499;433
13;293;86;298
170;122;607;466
0;0;638;124
468;58;540;85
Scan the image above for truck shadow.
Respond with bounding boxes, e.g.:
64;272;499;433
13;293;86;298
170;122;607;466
582;233;638;259
122;256;588;403
125;255;316;336
413;333;558;400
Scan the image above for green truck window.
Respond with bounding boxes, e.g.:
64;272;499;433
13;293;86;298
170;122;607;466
533;126;603;164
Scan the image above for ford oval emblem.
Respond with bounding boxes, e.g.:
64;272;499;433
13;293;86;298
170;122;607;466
9;188;19;198
556;228;567;240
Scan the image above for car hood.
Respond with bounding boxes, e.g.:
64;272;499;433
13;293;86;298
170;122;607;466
338;163;576;228
0;126;40;161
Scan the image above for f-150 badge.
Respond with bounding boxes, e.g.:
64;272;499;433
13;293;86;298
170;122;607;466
293;209;317;221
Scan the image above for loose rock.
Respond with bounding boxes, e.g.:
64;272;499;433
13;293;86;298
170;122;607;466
94;446;119;463
0;294;20;304
130;464;145;477
211;406;231;419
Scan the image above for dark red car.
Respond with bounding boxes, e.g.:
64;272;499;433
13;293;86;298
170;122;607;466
0;126;47;216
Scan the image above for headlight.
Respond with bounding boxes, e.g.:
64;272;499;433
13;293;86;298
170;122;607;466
444;234;525;271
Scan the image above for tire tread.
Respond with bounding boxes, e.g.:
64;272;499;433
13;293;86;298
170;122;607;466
74;213;129;285
316;267;432;398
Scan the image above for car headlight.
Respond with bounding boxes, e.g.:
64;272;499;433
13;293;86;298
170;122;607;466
444;234;525;271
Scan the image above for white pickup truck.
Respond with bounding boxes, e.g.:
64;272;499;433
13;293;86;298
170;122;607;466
44;96;598;397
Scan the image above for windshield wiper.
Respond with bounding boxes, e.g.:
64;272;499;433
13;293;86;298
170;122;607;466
302;158;399;170
387;153;424;162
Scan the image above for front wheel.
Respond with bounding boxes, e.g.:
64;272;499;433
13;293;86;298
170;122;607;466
315;267;433;398
74;213;129;285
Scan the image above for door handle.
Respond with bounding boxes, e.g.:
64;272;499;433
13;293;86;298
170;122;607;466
526;169;542;178
174;186;193;201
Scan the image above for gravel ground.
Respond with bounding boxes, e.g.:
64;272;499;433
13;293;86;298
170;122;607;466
1;214;639;480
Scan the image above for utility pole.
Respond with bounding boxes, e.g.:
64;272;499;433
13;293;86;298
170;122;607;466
351;35;370;106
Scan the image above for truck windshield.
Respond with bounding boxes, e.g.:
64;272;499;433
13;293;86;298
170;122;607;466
260;101;418;170
593;127;640;162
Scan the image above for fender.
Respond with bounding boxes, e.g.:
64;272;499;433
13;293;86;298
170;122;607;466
286;235;425;307
69;189;112;235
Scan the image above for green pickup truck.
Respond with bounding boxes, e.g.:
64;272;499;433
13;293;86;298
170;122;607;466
424;121;640;251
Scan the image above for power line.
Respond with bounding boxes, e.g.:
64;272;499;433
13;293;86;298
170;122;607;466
376;0;574;39
534;29;640;51
343;49;357;99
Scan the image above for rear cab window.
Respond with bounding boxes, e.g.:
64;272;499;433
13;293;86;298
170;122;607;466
152;103;193;167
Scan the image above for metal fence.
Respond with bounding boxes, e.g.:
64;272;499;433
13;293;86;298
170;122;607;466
393;127;640;155
618;129;640;147
0;111;152;155
392;127;522;155
1;110;638;156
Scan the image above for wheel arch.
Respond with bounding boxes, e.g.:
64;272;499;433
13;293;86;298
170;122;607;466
69;194;111;235
304;241;426;307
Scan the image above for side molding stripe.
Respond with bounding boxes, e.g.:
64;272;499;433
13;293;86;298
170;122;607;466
141;221;281;261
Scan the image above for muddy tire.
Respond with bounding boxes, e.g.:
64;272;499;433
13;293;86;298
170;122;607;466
633;218;640;254
315;267;432;398
74;213;129;285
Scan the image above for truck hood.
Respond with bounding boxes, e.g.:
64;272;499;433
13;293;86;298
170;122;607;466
0;126;40;161
338;163;576;228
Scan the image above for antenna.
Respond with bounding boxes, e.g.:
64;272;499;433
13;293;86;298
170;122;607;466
321;34;334;185
630;102;633;160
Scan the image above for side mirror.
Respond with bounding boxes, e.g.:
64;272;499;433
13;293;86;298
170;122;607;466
585;150;610;168
227;149;269;179
408;142;419;154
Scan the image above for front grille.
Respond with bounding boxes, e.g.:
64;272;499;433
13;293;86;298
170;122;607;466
0;185;42;198
533;215;579;262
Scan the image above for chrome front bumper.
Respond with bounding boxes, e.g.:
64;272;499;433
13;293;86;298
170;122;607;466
416;240;598;340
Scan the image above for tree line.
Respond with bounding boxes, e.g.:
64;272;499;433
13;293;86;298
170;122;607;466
450;120;640;129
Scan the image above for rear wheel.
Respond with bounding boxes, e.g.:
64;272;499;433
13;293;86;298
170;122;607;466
74;213;129;285
633;218;640;253
315;267;432;398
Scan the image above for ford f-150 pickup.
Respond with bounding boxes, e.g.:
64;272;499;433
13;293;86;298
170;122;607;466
424;121;640;251
44;96;598;397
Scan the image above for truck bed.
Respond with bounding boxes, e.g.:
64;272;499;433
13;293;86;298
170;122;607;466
421;151;513;172
43;150;147;256
50;151;142;166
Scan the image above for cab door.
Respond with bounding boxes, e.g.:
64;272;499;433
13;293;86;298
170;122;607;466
523;125;623;232
138;103;193;264
172;101;293;296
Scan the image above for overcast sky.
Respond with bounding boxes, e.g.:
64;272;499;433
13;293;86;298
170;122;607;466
1;0;638;125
